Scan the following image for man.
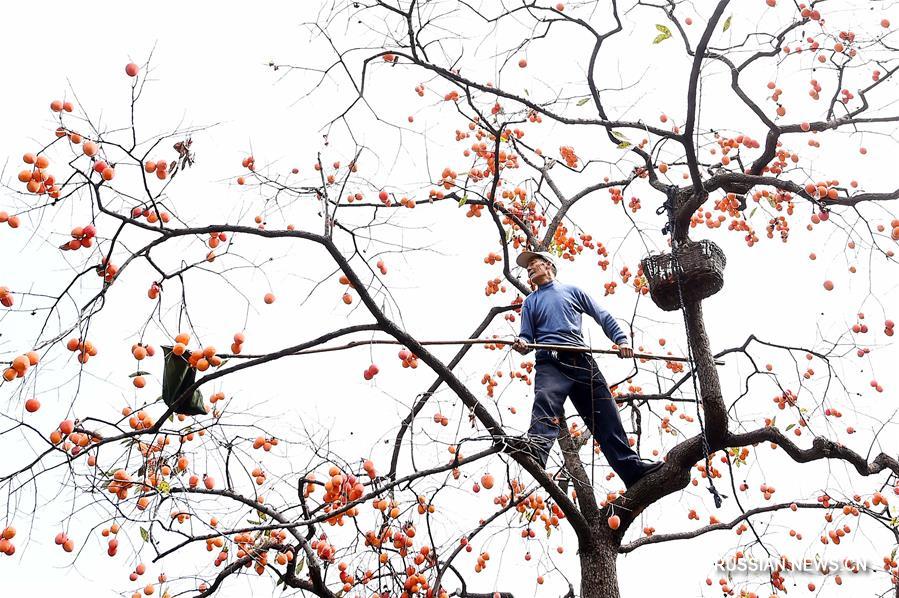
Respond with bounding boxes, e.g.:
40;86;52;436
510;250;663;489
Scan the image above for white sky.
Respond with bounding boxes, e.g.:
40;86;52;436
1;1;898;597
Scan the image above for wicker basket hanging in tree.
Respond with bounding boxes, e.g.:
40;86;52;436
641;239;726;311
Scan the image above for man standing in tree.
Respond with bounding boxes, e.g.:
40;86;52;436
510;250;663;488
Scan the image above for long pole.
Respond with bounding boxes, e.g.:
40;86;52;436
274;337;724;366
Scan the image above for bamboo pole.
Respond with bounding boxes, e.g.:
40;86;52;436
279;338;725;366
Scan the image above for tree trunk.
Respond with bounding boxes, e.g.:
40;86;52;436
579;542;621;598
682;298;727;445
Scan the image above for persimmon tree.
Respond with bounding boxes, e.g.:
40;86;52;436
2;2;899;598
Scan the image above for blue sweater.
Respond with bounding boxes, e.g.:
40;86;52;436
518;280;629;348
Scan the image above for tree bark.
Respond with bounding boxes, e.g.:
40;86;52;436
682;298;728;446
579;541;621;598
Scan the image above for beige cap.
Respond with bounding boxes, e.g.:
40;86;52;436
515;250;558;271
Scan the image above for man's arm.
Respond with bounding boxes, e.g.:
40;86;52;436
573;287;633;356
513;298;535;354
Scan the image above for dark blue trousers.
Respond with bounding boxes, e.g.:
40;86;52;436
528;349;649;487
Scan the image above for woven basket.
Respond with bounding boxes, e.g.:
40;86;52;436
641;240;726;311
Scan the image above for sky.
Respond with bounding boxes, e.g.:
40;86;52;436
1;1;898;597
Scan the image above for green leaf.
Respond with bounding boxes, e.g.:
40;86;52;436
722;15;732;32
785;423;795;432
653;24;672;44
140;527;150;542
158;480;171;495
749;207;757;218
295;557;306;574
576;97;590;106
458;196;468;207
612;130;632;149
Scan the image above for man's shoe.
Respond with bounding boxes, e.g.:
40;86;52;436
642;460;664;477
626;460;664;489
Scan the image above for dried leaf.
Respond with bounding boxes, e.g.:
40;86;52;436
160;346;206;416
722;15;732;32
